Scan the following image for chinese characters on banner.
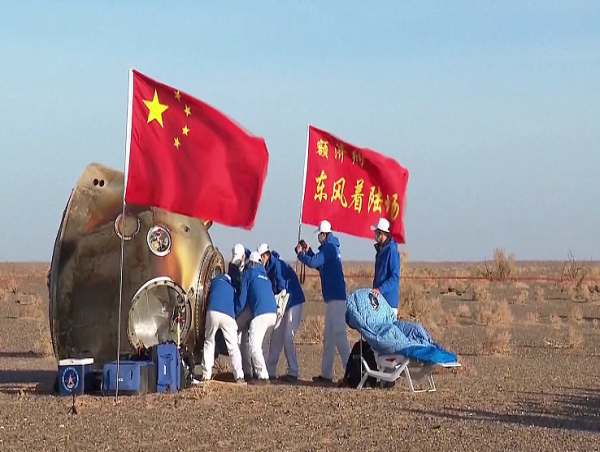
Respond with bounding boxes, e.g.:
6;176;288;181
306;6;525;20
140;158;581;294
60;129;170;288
301;125;409;243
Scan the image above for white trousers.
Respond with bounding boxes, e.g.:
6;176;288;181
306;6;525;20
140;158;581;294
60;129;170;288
267;303;303;378
248;313;277;380
201;310;244;380
321;299;351;380
236;306;253;377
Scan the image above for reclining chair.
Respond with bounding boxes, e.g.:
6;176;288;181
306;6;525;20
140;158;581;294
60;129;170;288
355;339;461;392
346;289;461;392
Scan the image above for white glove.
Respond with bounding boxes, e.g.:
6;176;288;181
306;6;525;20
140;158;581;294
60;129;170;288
275;290;290;322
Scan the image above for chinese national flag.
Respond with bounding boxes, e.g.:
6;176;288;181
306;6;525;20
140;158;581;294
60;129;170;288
301;125;409;243
124;69;269;229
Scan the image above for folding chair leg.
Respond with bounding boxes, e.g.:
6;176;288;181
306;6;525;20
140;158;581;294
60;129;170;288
404;367;437;393
357;370;370;390
427;374;436;392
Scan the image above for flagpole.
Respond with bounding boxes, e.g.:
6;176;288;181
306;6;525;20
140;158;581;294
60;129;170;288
295;124;310;283
115;68;134;403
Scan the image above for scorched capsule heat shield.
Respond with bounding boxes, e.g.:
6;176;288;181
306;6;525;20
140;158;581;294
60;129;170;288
48;163;225;369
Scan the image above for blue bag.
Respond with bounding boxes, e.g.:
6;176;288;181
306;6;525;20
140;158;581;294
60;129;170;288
150;342;181;393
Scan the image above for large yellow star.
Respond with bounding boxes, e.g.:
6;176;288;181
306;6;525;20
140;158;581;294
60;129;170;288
143;90;169;128
182;125;189;136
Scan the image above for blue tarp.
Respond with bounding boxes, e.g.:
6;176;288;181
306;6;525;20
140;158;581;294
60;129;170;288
345;288;459;365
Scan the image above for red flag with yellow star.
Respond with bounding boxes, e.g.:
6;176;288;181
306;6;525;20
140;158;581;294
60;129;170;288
124;69;269;229
301;125;409;243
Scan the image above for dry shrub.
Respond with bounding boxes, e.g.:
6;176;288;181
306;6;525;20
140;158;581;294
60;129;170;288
400;251;409;277
7;279;19;294
475;298;494;325
513;281;529;291
569;306;584;325
515;290;528;305
457;304;471;318
534;287;545;305
576;284;592;303
296;316;325;344
493;300;514;324
550;313;563;329
397;290;446;338
471;282;490;302
568;326;583;349
525;312;540;324
19;294;44;320
345;277;363;293
479;327;512;355
347;327;360;342
561;251;590;290
480;248;516;280
476;299;513;326
408;296;440;322
565;284;576;301
213;355;233;375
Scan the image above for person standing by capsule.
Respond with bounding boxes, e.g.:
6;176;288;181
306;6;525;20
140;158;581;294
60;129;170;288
238;251;278;384
370;218;401;317
296;219;350;385
198;273;246;385
257;243;306;382
229;244;254;379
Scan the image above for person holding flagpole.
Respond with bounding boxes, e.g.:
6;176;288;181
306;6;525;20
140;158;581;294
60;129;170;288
370;218;401;317
296;220;350;385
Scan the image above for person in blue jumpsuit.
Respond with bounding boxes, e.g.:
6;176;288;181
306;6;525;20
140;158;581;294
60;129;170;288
257;243;306;382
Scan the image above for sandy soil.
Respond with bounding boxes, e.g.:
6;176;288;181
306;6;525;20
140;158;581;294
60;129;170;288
1;261;600;452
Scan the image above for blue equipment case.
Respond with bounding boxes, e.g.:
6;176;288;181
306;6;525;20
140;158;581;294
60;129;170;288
102;360;155;396
58;358;94;396
150;342;181;393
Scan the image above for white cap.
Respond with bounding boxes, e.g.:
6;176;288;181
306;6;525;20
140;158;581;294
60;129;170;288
257;243;270;255
249;251;261;263
315;219;332;234
232;243;245;261
371;218;390;233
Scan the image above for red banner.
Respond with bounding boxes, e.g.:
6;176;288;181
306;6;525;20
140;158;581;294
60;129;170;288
300;125;409;243
125;69;269;229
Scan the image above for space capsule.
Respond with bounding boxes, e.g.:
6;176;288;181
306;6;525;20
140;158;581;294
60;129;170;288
48;162;225;369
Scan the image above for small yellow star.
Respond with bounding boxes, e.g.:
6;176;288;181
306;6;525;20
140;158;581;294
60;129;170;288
174;90;181;101
174;137;180;149
143;90;169;128
184;105;191;117
182;125;189;136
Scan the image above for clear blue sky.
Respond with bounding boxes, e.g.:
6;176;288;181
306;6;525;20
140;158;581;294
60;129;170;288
1;1;599;263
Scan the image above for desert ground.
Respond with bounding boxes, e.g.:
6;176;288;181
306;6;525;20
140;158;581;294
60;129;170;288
1;250;600;451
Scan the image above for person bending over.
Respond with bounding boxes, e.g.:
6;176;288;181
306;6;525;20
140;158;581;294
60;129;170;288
199;273;245;385
238;252;277;385
257;243;306;382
